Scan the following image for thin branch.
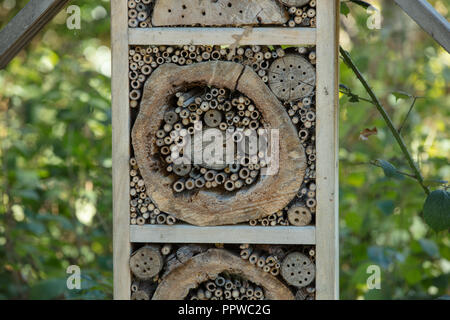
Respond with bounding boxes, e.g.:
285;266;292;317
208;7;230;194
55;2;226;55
397;96;419;133
340;46;430;195
342;159;418;180
368;160;417;179
339;89;375;105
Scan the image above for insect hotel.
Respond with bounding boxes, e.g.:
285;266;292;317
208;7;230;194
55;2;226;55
111;0;339;300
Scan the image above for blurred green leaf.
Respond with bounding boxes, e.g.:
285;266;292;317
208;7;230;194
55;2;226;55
376;200;395;216
368;246;393;269
376;159;404;180
392;91;413;102
341;2;350;17
423;190;450;232
418;239;440;258
30;278;66;300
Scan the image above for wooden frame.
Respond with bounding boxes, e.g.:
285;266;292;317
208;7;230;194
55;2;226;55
112;0;339;300
393;0;450;53
315;0;340;300
130;225;315;244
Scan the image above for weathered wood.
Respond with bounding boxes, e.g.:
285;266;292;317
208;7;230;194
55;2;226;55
128;27;317;45
153;249;294;300
287;204;312;226
130;225;316;244
111;0;131;300
394;0;450;53
280;252;315;288
0;0;70;69
129;245;163;280
152;0;289;26
268;54;316;101
280;0;310;7
315;0;339;300
176;245;207;263
132;61;306;226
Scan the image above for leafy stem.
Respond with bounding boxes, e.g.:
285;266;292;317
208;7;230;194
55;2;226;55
339;46;430;195
397;96;422;134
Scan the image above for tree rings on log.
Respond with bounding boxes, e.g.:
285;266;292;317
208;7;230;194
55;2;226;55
268;54;316;102
132;61;306;226
153;249;294;300
130;245;164;280
280;0;311;7
152;0;289;27
281;252;315;288
287;204;312;226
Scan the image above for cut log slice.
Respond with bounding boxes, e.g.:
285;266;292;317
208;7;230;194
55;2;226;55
281;252;315;288
132;61;306;226
268;54;316;102
153;249;294;300
152;0;289;26
130;245;164;280
280;0;311;7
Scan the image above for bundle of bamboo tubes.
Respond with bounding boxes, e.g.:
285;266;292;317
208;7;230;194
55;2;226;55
128;0;153;28
284;0;317;28
129;157;177;225
239;244;282;276
156;85;265;193
128;44;316;112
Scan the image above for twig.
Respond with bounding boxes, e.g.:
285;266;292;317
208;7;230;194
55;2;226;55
397;96;419;133
368;160;417;179
339;89;375;105
340;46;430;195
342;159;418;180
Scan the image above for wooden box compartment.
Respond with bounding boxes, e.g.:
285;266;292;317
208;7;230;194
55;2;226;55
127;0;318;28
130;243;316;300
128;44;317;227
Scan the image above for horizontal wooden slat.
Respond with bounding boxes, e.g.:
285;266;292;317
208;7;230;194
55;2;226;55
128;27;316;45
130;225;316;244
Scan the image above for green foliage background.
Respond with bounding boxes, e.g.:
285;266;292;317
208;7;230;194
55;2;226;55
0;0;448;299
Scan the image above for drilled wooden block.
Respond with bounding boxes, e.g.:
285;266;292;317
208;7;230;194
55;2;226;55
132;61;306;226
281;252;315;288
152;0;289;26
268;54;316;101
287;204;312;226
153;249;294;300
129;245;163;280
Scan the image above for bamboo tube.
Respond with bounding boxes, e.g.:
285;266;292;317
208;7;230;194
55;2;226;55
240;248;253;260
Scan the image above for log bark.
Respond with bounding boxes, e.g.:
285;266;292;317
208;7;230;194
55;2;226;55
153;249;294;300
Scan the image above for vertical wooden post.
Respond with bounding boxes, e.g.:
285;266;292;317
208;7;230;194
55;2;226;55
315;0;340;300
111;0;131;300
